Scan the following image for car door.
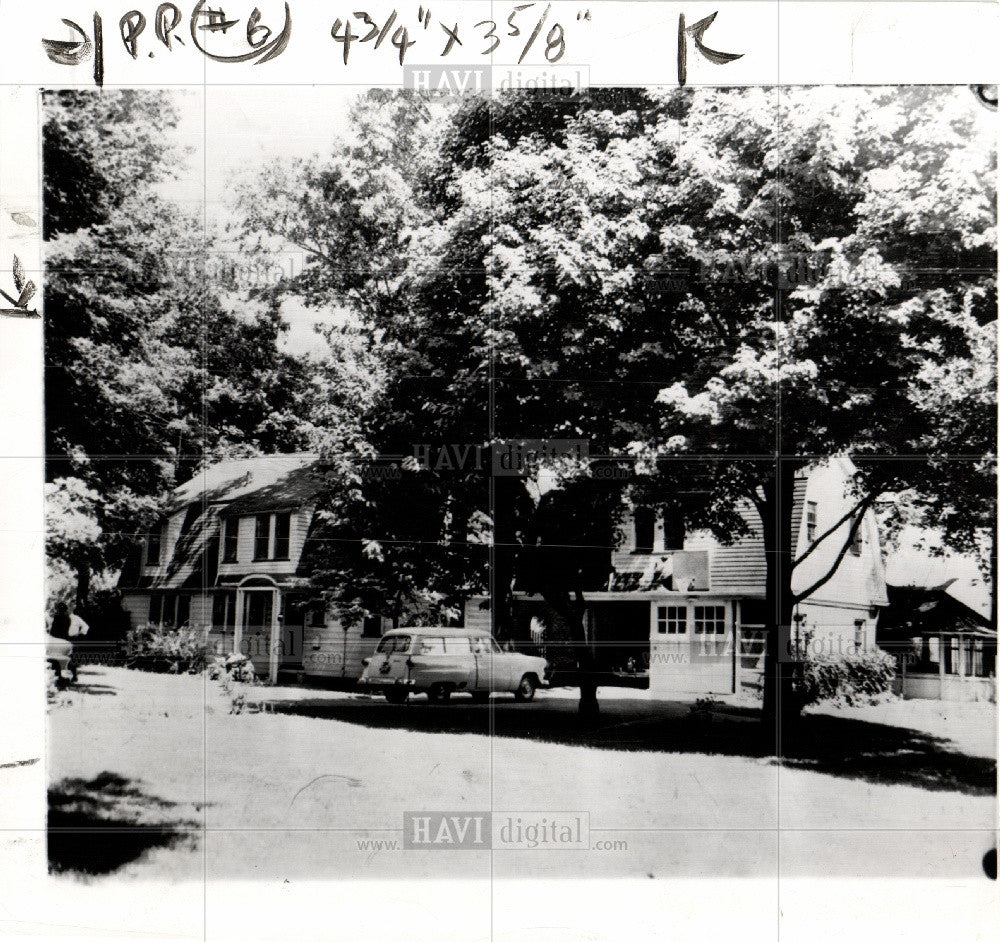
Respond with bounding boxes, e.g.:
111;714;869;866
470;636;492;690
475;636;516;691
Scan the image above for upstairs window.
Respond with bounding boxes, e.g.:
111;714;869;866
146;527;162;567
633;507;655;553
254;515;270;560
662;509;685;551
849;515;863;555
805;501;817;543
221;518;239;563
253;512;293;561
273;512;291;560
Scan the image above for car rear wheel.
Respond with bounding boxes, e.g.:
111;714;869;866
428;683;452;703
513;674;537;702
384;687;408;704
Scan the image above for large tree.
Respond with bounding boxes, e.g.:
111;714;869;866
44;91;320;605
242;87;995;737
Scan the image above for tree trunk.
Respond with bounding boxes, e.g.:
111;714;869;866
990;530;997;629
75;559;91;610
760;460;802;753
539;587;598;718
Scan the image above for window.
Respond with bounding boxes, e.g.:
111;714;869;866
662;510;685;551
221;518;238;563
146;527;162;566
253;512;293;561
693;605;726;635
417;636;447;655
656;605;687;635
445;636;472;653
273;513;291;559
362;615;382;638
149;592;164;625
853;620;865;652
376;634;411;654
254;514;270;560
805;501;817;543
472;636;502;654
633;507;654;553
176;594;190;627
693;605;727;657
849;515;863;555
212;592;236;630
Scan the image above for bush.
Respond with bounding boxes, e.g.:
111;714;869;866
124;623;207;674
794;649;897;708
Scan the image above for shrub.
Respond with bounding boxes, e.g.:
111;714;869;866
124;623;207;674
794;649;897;708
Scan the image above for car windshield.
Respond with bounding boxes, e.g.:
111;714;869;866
376;635;411;653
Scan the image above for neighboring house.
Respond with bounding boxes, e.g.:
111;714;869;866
117;454;386;682
877;581;997;703
465;458;889;697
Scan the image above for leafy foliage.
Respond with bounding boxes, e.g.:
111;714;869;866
795;649;898;708
124;623;207;674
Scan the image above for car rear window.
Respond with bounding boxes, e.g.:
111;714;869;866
445;637;472;653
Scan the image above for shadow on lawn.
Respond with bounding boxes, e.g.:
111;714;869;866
48;772;200;875
264;695;996;796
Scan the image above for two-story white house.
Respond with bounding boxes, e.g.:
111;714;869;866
117;454;386;682
464;458;889;697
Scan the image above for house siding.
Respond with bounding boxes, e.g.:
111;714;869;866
218;504;315;579
465;600;492;634
122;592;149;628
302;610;383;679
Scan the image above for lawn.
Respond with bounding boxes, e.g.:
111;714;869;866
46;666;996;881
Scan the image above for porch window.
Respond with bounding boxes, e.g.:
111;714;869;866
633;507;654;553
693;605;726;635
176;594;190;627
805;501;817;543
212;591;236;629
146;527;162;566
656;605;687;634
694;605;727;658
149;592;164;625
221;518;238;563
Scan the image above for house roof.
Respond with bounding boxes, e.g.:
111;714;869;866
879;583;995;637
167;453;324;513
120;454;326;592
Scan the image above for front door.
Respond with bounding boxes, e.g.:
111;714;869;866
650;601;735;695
242;590;275;678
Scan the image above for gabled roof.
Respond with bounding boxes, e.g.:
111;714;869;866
120;454;326;592
167;453;324;513
880;582;995;637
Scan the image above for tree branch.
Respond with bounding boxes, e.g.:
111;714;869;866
791;501;871;604
792;495;870;569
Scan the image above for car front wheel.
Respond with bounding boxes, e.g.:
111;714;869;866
428;683;452;703
513;674;537;702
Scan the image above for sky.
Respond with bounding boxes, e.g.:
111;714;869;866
148;87;994;610
161;87;365;357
